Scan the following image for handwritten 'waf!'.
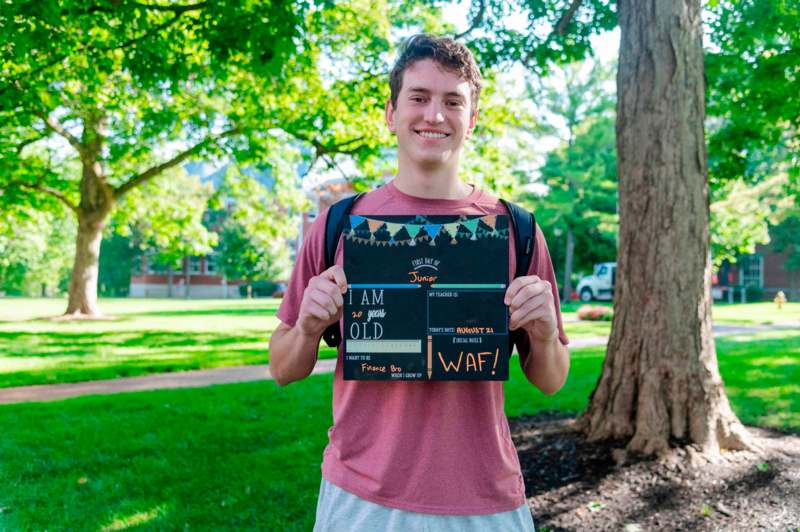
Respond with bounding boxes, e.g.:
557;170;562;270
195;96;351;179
343;214;511;381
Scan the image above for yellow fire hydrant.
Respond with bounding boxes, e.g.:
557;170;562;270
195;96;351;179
774;290;787;310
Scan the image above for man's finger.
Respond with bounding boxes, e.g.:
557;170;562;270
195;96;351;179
504;275;541;305
309;289;338;316
323;265;348;294
510;281;550;310
509;303;549;330
510;293;547;318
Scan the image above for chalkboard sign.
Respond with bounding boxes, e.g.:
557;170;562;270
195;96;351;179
343;214;510;381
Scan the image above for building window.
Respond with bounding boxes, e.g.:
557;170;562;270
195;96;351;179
205;254;216;274
189;256;201;275
740;254;764;288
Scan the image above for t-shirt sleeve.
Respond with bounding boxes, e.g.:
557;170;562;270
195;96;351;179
514;224;570;364
276;209;329;328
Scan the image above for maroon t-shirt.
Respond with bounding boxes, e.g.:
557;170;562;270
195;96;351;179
277;181;568;515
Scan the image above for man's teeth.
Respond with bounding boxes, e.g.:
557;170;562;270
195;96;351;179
418;131;448;139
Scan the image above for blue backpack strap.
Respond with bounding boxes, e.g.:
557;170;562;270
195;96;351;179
500;199;537;354
322;193;364;347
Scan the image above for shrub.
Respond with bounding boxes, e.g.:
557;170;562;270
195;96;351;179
577;304;613;321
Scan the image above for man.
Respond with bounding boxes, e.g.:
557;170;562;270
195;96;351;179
269;34;570;531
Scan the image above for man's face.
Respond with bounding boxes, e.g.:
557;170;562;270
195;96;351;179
386;58;477;170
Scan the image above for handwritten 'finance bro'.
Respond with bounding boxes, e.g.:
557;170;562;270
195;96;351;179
343;214;511;381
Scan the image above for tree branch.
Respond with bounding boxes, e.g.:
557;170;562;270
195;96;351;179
554;0;584;36
454;0;486;40
95;12;185;52
114;128;239;198
34;111;84;156
15;134;47;155
13;181;80;214
521;0;586;74
130;2;208;13
288;130;366;158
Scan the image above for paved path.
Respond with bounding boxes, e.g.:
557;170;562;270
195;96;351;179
0;324;794;405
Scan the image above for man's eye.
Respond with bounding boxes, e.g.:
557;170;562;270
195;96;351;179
448;101;463;107
411;96;425;102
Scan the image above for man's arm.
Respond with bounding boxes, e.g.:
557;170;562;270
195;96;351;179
505;275;570;395
269;265;347;386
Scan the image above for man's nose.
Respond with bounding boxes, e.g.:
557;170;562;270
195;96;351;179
423;100;445;123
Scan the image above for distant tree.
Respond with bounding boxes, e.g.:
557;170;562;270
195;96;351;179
0;204;74;296
525;60;617;300
537;113;618;297
212;154;307;297
769;213;800;271
710;173;794;267
110;167;217;297
97;233;138;297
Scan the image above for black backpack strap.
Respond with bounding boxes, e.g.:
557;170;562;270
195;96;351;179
322;192;364;348
500;199;536;279
500;199;537;354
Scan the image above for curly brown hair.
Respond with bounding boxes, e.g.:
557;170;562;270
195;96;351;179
389;34;483;115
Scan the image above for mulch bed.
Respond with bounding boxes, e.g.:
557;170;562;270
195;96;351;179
510;412;800;531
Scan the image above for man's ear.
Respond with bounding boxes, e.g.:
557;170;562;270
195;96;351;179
385;99;396;133
465;109;478;138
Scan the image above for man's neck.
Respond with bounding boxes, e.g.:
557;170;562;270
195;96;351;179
393;160;472;200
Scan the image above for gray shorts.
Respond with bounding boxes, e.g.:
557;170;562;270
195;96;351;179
313;479;536;532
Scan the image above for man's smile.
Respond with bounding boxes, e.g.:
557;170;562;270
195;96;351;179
414;129;450;140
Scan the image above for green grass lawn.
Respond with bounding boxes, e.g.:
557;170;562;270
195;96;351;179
1;297;797;388
0;297;335;387
0;330;797;531
711;301;800;325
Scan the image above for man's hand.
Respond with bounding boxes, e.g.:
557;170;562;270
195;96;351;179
504;275;558;342
298;265;348;337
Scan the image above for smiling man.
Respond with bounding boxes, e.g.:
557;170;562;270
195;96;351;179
269;34;570;531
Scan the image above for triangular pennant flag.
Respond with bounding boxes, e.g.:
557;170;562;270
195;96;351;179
482;215;497;230
424;224;441;239
463;218;479;235
443;223;459;239
386;223;403;238
350;215;366;230
367;219;384;234
405;224;422;239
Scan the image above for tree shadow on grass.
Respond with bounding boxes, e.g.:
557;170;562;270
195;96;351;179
1;305;281;323
0;330;269;358
121;307;279;318
0;330;275;387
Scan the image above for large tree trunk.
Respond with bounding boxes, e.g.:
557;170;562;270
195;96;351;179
65;116;113;317
65;213;106;315
562;227;574;302
578;0;751;457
